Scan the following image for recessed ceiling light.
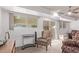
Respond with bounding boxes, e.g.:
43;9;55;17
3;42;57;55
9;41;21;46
68;12;72;15
53;12;59;17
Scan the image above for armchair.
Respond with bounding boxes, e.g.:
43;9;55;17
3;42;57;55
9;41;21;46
36;30;52;51
61;30;79;53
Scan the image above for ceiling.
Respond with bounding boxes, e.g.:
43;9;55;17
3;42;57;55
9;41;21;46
20;6;50;14
42;6;77;11
21;6;79;13
21;6;79;20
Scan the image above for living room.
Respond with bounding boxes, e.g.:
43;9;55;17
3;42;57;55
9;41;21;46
0;6;79;53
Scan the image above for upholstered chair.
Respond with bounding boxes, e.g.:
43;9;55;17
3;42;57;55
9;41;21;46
36;30;52;51
62;30;79;53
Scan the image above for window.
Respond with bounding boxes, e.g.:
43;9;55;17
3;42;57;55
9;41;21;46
59;21;69;29
14;15;38;28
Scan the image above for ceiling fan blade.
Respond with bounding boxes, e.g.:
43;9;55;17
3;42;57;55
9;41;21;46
73;7;79;11
72;11;79;13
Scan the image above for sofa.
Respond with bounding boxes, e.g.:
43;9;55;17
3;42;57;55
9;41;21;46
61;30;79;53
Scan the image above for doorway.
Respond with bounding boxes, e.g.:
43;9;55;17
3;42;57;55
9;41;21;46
43;20;56;39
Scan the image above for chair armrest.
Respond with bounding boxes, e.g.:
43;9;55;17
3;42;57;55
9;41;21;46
38;37;46;39
68;33;72;39
47;37;51;39
46;37;51;41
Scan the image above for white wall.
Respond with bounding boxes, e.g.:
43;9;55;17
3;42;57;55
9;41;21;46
70;20;79;31
0;8;2;37
0;9;9;40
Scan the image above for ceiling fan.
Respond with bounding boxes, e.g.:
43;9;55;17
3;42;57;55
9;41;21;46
58;6;79;20
58;6;79;15
68;6;79;14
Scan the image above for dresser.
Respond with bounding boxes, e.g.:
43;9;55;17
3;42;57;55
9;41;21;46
0;39;15;53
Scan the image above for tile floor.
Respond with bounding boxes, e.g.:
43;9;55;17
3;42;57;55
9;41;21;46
16;40;62;53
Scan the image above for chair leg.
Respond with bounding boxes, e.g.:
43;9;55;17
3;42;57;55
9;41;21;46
50;43;51;46
46;46;48;51
37;44;38;48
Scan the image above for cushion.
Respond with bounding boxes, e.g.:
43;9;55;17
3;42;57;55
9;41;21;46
74;31;79;40
37;39;47;42
62;40;76;47
63;39;79;47
42;30;50;38
62;45;79;53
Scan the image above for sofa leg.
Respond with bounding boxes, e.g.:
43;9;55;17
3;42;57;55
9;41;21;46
62;50;64;53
